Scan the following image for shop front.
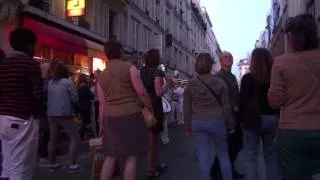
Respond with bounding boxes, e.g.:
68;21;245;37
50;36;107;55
22;16;107;76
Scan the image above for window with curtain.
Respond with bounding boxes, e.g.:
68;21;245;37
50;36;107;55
131;17;140;50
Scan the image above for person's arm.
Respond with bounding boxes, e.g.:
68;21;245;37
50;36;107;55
183;87;192;133
96;82;105;137
268;58;286;109
154;70;171;97
238;74;254;123
219;78;236;132
30;62;45;118
130;65;153;112
67;80;78;106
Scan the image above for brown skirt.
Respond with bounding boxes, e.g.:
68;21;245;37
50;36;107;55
103;112;148;156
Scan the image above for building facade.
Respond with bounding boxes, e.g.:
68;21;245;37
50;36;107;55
0;0;220;78
202;7;221;73
237;58;250;84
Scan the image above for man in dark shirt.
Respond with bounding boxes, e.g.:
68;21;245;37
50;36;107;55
212;51;245;179
0;28;44;180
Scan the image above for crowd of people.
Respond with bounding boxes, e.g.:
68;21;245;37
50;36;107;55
0;13;319;180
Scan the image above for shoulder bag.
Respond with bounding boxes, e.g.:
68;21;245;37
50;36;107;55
142;107;157;128
197;76;222;105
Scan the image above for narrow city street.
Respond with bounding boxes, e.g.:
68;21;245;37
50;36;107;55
33;125;271;180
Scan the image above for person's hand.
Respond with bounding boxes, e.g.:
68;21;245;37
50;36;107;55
146;105;153;113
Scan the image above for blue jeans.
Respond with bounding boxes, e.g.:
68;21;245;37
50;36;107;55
192;120;233;180
244;115;281;180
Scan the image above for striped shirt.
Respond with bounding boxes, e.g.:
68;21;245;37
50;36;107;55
0;51;44;120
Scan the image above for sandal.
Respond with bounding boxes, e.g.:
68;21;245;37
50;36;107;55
147;171;161;178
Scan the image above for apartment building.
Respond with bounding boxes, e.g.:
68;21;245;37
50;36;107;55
237;58;250;84
202;7;221;73
270;0;320;57
0;0;219;78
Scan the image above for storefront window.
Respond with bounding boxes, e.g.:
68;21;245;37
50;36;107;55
52;48;73;64
74;53;91;75
93;57;106;71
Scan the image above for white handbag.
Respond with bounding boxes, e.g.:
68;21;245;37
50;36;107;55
162;97;171;113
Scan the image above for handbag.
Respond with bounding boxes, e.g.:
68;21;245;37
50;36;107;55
162;97;171;113
142;107;157;128
242;78;261;130
89;138;120;180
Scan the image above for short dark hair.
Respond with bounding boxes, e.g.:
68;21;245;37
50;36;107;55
52;62;69;81
104;40;122;60
195;53;214;75
285;14;319;51
145;49;161;68
9;28;37;52
250;48;273;83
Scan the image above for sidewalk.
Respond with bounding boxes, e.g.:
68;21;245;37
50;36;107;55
33;126;200;180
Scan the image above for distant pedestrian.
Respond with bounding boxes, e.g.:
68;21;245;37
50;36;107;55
47;62;81;173
0;28;44;180
184;53;234;180
37;62;51;167
77;74;94;140
268;14;320;180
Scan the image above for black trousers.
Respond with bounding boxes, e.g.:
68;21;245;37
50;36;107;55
211;124;243;178
38;118;50;158
79;110;91;140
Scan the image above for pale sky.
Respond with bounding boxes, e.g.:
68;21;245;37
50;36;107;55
201;0;270;74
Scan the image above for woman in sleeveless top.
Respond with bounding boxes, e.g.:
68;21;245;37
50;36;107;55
140;49;172;178
97;40;152;180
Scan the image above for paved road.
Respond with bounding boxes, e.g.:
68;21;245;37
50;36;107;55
33;126;271;180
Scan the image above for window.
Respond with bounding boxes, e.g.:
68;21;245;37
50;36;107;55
165;9;170;30
93;1;109;38
307;0;315;17
174;47;178;67
143;26;151;50
186;55;189;74
149;0;156;19
131;17;140;50
120;13;128;46
179;51;182;68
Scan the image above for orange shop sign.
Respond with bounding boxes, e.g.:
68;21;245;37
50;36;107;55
66;0;85;17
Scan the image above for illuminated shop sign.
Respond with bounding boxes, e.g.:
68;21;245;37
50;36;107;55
66;0;85;17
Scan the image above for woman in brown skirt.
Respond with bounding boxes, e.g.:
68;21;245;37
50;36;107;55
97;40;152;180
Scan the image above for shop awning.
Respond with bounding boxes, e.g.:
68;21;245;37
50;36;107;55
23;17;88;55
